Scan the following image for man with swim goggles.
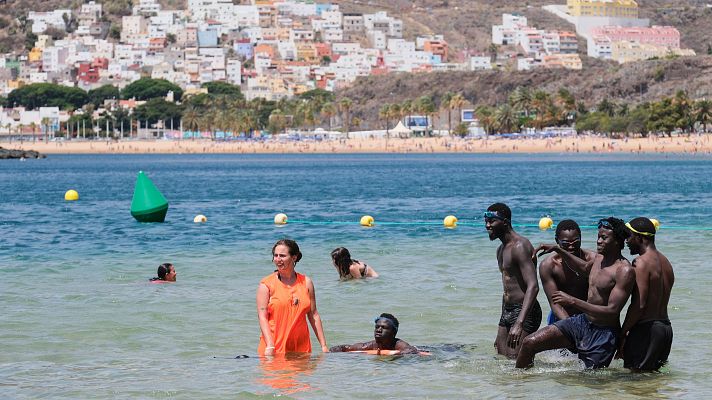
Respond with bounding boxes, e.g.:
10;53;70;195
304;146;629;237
618;217;674;372
517;217;635;369
329;313;420;354
484;203;541;360
533;220;596;325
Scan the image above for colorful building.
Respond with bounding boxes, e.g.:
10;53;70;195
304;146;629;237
591;25;680;49
567;0;638;18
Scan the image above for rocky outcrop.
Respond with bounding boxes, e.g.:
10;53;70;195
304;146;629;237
0;147;46;159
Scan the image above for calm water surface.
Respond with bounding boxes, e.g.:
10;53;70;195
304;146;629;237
1;153;711;399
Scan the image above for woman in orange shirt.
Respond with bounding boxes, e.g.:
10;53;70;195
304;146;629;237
257;239;329;356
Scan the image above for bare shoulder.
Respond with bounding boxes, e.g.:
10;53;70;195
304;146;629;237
583;249;597;261
615;259;635;281
539;255;556;274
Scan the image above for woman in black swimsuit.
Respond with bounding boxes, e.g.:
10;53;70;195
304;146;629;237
330;247;379;280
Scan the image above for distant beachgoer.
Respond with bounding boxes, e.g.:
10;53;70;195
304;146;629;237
330;247;379;280
617;217;674;372
516;217;634;369
484;203;541;359
257;239;329;356
150;263;176;283
329;313;419;355
533;220;596;325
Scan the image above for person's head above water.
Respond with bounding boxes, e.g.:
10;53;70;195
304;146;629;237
625;217;657;255
272;239;302;274
555;219;582;253
597;217;630;253
152;263;176;282
331;247;353;278
374;313;399;341
485;203;512;240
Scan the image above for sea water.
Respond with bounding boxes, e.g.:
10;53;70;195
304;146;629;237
1;153;711;399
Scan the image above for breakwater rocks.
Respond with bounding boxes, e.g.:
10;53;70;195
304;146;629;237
0;147;46;159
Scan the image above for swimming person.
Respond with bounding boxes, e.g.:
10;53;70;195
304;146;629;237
150;263;176;283
330;247;379;280
257;239;329;356
617;217;674;372
516;217;635;369
484;203;541;359
534;220;595;324
329;313;419;355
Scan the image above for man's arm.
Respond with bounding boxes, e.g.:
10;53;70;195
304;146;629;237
621;259;649;335
394;339;420;354
539;257;570;321
329;341;373;352
535;243;594;275
507;242;539;349
553;263;635;319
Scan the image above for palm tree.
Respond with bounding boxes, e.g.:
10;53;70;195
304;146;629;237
321;102;336;131
475;105;496;136
509;87;532;118
415;95;436;136
379;103;392;137
449;93;466;127
182;105;200;139
440;92;454;136
694;99;712;133
531;90;553;130
495;104;518;133
672;90;693;133
41;117;51;142
338;97;352;138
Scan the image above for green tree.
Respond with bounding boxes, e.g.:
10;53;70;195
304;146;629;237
339;97;352;138
182;105;201;136
379;103;392;136
509;86;532;117
320;102;336;131
25;32;37;51
8;83;89;110
133;98;182;126
88;84;120;108
298;88;334;104
475;105;496;135
453;122;468;137
109;24;121;40
415;95;436;136
694;99;712;133
441;92;454;135
201;81;244;99
495;104;518;133
121;78;183;101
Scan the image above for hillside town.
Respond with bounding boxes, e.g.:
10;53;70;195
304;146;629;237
0;0;700;138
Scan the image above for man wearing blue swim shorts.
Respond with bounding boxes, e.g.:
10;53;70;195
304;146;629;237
516;217;635;369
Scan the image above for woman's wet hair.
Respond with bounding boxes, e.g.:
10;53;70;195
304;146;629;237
600;217;630;249
272;239;302;263
155;263;172;280
555;219;581;238
331;247;354;279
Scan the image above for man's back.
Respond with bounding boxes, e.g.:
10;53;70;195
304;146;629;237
634;249;674;322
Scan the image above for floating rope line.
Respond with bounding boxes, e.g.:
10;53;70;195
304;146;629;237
253;218;712;231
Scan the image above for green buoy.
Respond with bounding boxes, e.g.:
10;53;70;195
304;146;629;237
130;171;169;222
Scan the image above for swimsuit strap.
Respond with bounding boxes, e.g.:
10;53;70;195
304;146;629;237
361;264;368;277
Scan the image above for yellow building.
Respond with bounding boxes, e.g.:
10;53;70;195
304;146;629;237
28;48;43;63
567;0;638;18
611;41;696;63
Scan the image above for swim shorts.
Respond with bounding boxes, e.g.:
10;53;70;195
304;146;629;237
553;313;619;369
547;310;559;325
499;301;542;334
623;319;673;371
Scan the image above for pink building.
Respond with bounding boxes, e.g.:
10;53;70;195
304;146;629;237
591;25;680;49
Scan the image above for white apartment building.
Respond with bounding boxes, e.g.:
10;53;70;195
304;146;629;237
588;36;612;58
332;42;362;55
41;46;69;72
470;56;492;70
277;41;297;60
121;16;148;43
322;28;343;43
226;58;241;85
367;30;386;50
387;39;416;53
518;28;544;55
133;0;161;15
492;13;528;45
28;10;72;34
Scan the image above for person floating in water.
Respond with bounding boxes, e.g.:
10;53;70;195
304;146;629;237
534;219;595;325
150;263;176;283
484;203;541;359
330;247;379;280
329;313;419;355
517;217;635;369
618;217;674;372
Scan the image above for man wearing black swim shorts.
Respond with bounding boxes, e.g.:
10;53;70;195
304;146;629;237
617;217;674;372
516;217;635;369
485;203;541;359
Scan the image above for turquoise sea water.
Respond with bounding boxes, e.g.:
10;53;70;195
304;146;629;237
2;153;712;399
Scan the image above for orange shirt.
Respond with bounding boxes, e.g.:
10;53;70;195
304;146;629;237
258;273;312;355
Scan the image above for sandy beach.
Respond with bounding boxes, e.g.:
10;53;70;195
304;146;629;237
2;134;712;154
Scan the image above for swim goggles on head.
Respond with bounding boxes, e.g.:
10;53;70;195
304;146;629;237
625;222;655;237
483;211;509;222
597;219;613;229
374;316;398;332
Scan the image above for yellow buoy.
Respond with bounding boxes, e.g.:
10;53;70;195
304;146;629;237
649;218;660;231
193;214;207;223
274;213;288;225
64;189;79;201
360;215;374;227
443;215;458;228
538;216;554;231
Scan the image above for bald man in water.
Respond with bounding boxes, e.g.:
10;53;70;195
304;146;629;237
617;217;674;372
